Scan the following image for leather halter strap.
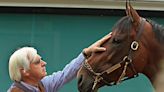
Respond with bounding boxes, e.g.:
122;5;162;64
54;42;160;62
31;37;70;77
83;60;121;90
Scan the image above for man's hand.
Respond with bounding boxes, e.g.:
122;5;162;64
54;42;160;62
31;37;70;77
83;32;112;58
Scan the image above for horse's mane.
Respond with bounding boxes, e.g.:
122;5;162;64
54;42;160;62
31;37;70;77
147;19;164;44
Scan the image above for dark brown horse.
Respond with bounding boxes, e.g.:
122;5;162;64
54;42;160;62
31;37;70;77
77;1;164;92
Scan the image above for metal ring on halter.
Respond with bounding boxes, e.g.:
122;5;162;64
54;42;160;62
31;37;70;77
131;41;139;51
123;56;132;63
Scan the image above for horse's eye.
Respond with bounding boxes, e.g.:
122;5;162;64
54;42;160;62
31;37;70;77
112;38;121;44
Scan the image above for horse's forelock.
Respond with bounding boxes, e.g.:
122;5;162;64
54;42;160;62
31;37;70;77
113;16;132;34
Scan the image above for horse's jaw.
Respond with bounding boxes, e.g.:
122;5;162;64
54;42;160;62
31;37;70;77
78;84;99;92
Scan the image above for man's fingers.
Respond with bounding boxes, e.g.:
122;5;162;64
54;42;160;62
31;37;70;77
94;47;106;52
97;32;112;44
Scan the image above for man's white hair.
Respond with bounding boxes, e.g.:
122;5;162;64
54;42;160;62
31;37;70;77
9;47;37;82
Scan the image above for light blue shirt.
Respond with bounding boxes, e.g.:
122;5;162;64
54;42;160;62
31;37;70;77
8;53;85;92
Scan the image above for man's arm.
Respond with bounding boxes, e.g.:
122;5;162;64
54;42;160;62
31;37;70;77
41;52;85;92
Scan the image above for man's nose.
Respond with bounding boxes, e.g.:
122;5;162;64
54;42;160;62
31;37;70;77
41;60;47;66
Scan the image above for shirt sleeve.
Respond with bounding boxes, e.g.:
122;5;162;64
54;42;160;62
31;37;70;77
41;52;85;92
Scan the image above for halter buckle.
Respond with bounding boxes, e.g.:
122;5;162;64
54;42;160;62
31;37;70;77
131;41;139;51
123;56;132;63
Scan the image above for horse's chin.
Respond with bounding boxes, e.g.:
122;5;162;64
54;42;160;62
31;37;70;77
93;89;98;92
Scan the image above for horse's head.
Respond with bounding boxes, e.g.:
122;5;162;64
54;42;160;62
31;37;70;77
77;1;157;92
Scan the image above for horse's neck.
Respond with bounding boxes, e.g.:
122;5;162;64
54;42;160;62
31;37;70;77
143;26;164;86
143;47;163;84
152;38;164;88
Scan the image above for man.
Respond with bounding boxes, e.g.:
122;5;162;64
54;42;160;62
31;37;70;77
8;33;111;92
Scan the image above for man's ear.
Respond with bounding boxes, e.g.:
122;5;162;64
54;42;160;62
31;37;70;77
20;69;29;76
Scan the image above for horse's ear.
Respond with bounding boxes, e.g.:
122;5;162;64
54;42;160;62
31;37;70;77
126;1;141;26
126;0;131;16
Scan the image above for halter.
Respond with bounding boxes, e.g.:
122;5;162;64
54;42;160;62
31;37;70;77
83;18;146;90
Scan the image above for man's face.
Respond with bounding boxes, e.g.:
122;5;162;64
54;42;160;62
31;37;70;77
28;54;47;80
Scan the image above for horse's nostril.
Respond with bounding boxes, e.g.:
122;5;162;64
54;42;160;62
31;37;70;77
78;75;83;85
